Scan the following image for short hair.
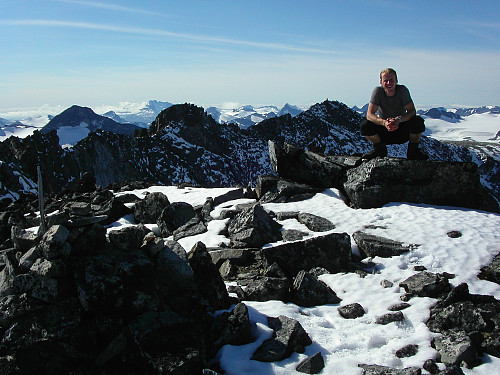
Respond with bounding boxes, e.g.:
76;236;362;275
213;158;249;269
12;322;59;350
380;68;397;81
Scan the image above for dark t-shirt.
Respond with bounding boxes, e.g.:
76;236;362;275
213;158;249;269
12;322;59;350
370;85;412;119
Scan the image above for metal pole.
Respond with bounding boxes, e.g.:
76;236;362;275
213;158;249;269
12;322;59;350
37;165;47;234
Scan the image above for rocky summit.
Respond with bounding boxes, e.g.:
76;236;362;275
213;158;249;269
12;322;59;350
0;99;499;374
0;139;499;374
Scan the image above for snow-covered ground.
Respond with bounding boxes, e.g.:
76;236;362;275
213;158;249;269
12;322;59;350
424;113;499;143
109;185;500;375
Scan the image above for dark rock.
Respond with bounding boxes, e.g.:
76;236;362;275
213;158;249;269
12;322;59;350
219;259;237;279
388;303;411;311
352;231;414;258
11;226;38;252
251;315;312;362
125;308;206;374
202;370;221;375
447;231;462;238
133;192;170;224
264;262;287;278
209;248;252;269
358;364;422;375
115;192;140;204
39;224;70;260
478;252;500;284
268;141;350;189
381;279;394;288
242;276;290;302
261;231;351;278
290;270;341;307
296;351;325;374
396;344;419;358
173;217;207;241
338;303;365;319
255;175;281;199
257;179;323;203
18;246;42;269
344;158;482;209
438;365;466;374
282;229;309;241
276;211;299;220
154;240;197;315
94;197;132;226
65;201;92;216
206;303;254;357
297;212;335;232
213;187;244;206
73;249;158;314
187;242;231;312
308;267;330;278
422;359;440;374
157;201;198;237
227;204;282;247
68;172;96;193
432;329;477;367
399;272;452;298
67;223;106;257
108;224;150;252
427;301;490;334
375;311;405;325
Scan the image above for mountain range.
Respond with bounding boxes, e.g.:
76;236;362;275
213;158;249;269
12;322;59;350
0;99;499;209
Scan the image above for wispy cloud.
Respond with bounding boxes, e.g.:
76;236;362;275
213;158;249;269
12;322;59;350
0;19;337;55
50;0;164;16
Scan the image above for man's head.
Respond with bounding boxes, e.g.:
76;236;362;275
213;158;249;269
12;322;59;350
380;68;398;97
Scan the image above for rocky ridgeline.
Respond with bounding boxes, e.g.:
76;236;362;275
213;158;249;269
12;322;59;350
0;149;499;374
1;101;499;207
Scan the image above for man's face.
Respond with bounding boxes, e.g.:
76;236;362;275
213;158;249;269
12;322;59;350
380;72;397;96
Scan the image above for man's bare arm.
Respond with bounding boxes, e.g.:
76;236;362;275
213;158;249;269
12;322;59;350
399;101;416;122
366;103;385;126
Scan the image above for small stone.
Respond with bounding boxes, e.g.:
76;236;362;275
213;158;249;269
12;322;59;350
396;344;419;358
447;231;462;238
423;359;440;374
338;303;365;319
381;279;393;288
296;352;325;374
388;302;411;311
375;311;404;325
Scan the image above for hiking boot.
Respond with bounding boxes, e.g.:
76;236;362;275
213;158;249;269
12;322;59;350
362;143;387;160
407;142;429;160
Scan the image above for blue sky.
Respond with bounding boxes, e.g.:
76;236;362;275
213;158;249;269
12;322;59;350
1;0;499;110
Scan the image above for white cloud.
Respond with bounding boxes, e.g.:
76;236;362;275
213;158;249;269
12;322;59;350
49;0;165;16
0;19;338;55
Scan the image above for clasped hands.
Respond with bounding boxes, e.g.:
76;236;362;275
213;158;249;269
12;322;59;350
383;116;403;132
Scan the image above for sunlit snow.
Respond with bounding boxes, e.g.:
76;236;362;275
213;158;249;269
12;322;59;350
108;185;500;375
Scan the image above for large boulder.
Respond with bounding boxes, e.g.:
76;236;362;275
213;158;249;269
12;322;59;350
261;231;351;278
227;204;282;248
353;231;414;258
344;158;483;209
251;315;312;362
133;192;170;224
187;242;231;312
268;141;358;189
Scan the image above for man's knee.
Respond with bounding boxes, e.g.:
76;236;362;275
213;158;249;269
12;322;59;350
408;115;425;134
360;119;378;136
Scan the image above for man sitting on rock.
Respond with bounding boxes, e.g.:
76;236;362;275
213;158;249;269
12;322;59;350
360;68;429;160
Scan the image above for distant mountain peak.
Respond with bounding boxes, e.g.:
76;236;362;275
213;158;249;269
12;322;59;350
40;104;141;146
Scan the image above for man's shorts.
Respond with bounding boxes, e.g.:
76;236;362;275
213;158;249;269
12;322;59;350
359;116;425;144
